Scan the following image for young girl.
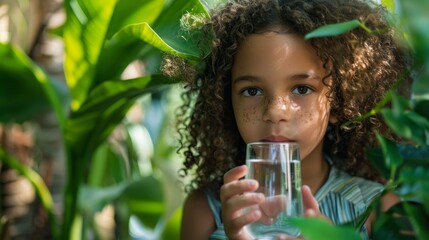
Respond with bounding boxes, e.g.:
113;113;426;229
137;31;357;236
164;0;410;239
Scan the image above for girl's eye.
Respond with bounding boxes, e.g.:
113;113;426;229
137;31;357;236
241;87;263;96
292;86;313;95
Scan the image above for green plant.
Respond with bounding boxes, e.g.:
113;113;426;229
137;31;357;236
0;0;217;239
292;0;429;239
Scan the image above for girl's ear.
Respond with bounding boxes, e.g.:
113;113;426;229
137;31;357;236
329;114;338;124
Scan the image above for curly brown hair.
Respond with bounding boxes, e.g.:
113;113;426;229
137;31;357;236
164;0;411;194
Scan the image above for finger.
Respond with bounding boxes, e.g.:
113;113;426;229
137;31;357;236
223;165;247;183
222;192;264;219
220;178;258;203
259;195;287;218
224;208;261;239
302;185;319;216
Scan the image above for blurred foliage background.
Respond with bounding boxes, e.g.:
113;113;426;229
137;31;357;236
0;0;217;239
0;0;428;240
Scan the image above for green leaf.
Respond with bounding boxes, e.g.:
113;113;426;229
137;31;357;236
65;74;178;163
376;134;403;173
0;43;68;124
397;166;429;209
402;201;429;239
373;203;415;240
381;109;427;145
289;217;361;240
412;71;429;102
381;0;396;12
391;94;410;116
305;20;362;39
366;148;391;179
63;0;118;109
414;99;429;120
79;183;128;214
89;142;129;186
94;0;165;83
121;175;165;228
79;175;165;229
105;0;164;40
112;23;200;62
0;148;58;239
401;0;429;66
109;0;210;65
160;207;182;240
62;74;177;237
397;145;429;163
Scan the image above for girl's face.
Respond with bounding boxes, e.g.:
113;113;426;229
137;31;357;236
231;32;336;163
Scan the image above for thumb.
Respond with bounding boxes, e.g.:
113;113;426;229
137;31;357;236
302;185;320;217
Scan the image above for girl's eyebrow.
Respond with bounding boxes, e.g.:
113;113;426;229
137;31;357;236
232;75;260;84
232;72;322;84
289;73;322;81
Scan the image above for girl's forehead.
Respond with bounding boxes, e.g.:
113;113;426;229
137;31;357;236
234;33;323;72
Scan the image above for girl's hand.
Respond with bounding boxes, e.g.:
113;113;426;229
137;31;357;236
301;185;331;222
302;185;321;218
220;165;264;240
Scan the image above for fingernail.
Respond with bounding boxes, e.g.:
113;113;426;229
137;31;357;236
248;180;258;188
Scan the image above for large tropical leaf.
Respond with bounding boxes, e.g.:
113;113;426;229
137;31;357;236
63;0;118;109
104;0;210;78
0;43;68;124
94;0;165;84
64;74;179;159
63;0;165;109
62;74;179;237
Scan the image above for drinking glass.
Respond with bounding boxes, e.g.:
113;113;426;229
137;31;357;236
245;142;303;239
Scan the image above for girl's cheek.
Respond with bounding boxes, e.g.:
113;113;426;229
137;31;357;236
241;107;260;124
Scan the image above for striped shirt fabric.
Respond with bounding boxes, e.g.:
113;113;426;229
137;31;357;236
205;165;384;240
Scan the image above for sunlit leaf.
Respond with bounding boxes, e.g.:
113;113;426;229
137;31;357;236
305;20;362;39
161;207;182;240
63;0;118;109
112;23;200;62
290;218;361;240
94;0;165;84
381;0;396;12
109;0;210;66
105;0;164;40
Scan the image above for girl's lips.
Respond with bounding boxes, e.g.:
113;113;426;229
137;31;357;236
262;136;293;142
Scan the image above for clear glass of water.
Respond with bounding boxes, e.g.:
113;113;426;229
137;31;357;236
245;142;303;239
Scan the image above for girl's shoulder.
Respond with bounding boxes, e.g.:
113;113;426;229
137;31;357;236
315;166;384;205
315;166;384;227
181;189;217;239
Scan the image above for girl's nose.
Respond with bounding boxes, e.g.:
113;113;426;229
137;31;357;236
262;96;290;123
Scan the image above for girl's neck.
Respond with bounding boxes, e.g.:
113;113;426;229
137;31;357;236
301;155;330;195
